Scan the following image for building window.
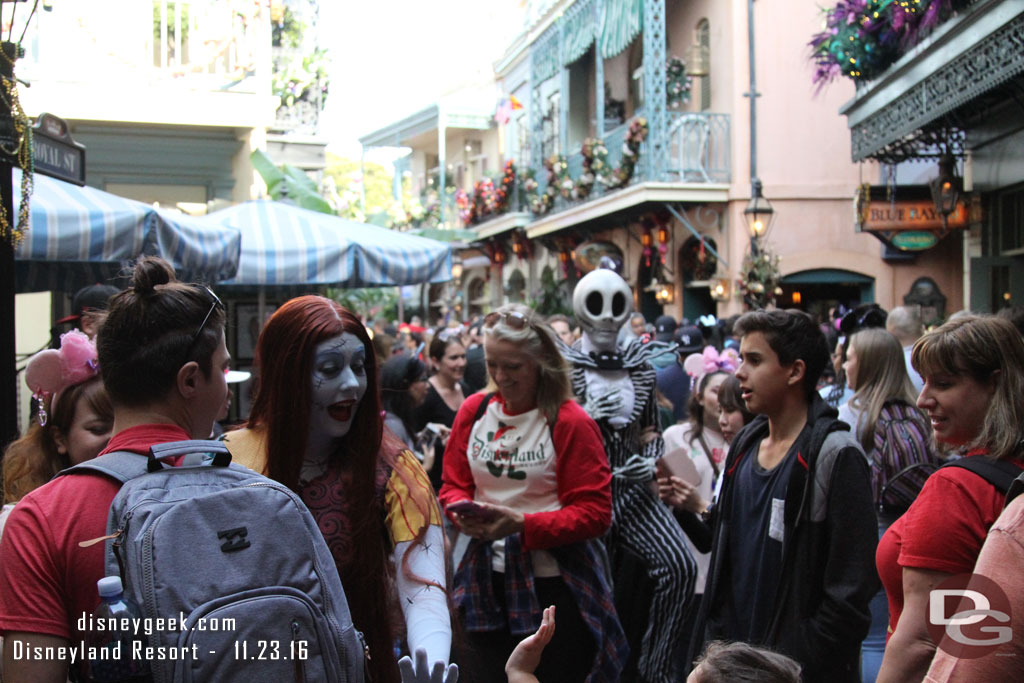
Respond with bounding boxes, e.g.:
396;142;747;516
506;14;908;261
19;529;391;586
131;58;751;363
506;269;527;303
514;113;528;167
996;184;1024;254
697;19;711;111
543;92;561;158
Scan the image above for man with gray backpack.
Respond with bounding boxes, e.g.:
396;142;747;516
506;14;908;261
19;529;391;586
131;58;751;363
0;259;364;683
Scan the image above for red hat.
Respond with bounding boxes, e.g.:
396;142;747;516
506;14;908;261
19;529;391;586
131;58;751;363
55;283;120;325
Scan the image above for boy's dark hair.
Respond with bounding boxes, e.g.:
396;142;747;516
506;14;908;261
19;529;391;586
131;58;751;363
692;641;802;683
734;309;829;396
996;305;1024;338
97;257;225;406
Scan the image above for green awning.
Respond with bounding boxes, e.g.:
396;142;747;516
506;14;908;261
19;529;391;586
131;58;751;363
532;26;560;84
563;0;596;64
600;0;643;59
781;269;874;285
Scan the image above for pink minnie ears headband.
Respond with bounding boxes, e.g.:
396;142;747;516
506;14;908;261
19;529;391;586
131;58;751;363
24;329;100;425
683;345;739;381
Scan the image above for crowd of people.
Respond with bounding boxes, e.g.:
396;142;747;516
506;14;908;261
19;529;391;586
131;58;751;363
1;257;1022;683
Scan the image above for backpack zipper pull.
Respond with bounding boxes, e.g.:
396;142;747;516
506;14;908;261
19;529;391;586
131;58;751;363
79;529;122;548
358;630;373;682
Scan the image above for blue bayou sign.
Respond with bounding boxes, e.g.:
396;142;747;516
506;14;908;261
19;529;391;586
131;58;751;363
32;113;85;186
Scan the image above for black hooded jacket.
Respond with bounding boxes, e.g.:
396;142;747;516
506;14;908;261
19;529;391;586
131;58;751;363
690;394;879;682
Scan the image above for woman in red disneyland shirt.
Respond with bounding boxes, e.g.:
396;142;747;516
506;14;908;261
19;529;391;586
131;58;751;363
440;304;627;683
875;315;1024;683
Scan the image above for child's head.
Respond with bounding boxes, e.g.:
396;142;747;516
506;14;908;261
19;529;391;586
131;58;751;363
686;371;729;434
716;375;754;444
688;641;801;683
5;333;113;504
734;309;830;406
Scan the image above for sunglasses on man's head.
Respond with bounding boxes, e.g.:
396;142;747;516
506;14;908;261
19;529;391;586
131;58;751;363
190;286;224;346
181;285;224;365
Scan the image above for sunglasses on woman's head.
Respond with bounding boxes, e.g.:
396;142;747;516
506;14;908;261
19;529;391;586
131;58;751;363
483;311;530;331
437;328;462;342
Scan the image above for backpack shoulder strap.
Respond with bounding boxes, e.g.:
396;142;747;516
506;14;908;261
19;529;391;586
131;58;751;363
60;440;233;483
803;415;850;470
60;451;148;484
1007;472;1024;506
943;455;1022;495
471;392;496;424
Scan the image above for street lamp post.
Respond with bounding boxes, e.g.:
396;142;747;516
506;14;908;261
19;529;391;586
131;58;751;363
743;0;773;258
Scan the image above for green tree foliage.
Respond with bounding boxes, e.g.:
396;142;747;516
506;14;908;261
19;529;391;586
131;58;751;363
251;149;333;213
326;286;399;321
528;266;574;316
323;153;396;222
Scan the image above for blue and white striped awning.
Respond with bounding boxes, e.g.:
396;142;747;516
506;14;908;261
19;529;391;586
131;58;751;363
14;169;241;293
201;200;452;288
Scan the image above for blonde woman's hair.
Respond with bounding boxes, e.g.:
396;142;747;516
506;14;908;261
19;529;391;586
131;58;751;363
847;328;920;452
483;303;573;425
912;315;1024;460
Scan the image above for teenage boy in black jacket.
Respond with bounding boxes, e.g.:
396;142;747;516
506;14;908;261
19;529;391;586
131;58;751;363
689;309;878;682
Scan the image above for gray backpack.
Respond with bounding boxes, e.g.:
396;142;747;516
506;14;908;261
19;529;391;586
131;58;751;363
64;440;365;683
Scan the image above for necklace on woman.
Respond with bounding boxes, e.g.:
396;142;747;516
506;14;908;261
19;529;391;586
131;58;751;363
431;375;463;411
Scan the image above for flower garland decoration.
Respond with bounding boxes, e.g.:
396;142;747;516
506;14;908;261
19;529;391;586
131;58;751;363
809;0;897;87
547;154;573;199
809;0;974;89
607;117;649;189
495;160;516;213
523;168;554;216
738;246;784;310
577;138;609;199
522;118;649;216
472;178;497;223
455;161;519;226
666;57;693;109
0;44;33;246
455;188;472;225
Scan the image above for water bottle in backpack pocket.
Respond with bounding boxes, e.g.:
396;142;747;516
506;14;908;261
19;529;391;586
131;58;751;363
64;440;365;683
83;576;150;682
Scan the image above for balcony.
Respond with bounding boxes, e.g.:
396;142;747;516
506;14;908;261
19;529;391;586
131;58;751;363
520;111;729;235
17;0;276;129
840;0;1024;163
464;110;730;242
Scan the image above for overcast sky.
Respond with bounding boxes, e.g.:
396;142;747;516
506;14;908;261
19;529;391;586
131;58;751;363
319;0;525;162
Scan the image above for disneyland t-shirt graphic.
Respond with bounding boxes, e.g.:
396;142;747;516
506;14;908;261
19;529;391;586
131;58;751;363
467;398;561;576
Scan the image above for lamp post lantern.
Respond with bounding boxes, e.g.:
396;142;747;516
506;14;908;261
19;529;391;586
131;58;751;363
744;178;775;254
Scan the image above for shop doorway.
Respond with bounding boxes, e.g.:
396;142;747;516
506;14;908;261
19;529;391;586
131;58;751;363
779;269;874;321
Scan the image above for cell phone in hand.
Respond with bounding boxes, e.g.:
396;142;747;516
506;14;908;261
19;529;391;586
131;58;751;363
446;499;498;521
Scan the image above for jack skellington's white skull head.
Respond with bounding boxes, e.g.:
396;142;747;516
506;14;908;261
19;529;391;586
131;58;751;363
573;268;633;352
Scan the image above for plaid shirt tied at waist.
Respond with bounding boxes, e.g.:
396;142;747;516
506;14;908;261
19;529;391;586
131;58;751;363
453;533;628;683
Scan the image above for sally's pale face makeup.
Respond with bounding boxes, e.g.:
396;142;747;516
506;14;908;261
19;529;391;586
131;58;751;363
309;333;368;444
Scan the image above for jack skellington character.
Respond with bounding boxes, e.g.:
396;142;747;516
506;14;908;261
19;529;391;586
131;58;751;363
560;268;696;683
